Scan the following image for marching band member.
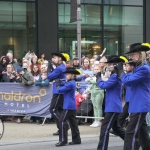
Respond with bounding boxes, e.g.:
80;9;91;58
118;59;135;127
122;43;150;150
55;68;81;147
47;52;69;136
97;56;127;150
110;59;141;150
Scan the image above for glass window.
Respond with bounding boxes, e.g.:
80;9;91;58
58;4;102;59
0;1;36;60
104;6;143;55
58;0;102;4
104;0;143;6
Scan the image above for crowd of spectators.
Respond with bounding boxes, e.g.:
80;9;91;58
0;48;150;125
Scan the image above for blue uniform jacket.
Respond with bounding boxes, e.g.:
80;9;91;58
98;73;122;113
124;72;132;103
57;80;76;110
122;63;150;113
125;85;131;103
47;63;66;94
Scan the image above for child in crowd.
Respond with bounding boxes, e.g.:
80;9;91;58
86;66;104;127
55;68;81;147
35;73;49;86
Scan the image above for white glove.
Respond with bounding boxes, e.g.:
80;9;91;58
101;71;111;81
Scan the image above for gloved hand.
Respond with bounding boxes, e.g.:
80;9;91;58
55;79;61;88
101;71;111;81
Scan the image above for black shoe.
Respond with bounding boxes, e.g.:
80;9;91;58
53;130;59;136
69;140;81;145
55;141;67;147
109;130;118;136
135;139;141;150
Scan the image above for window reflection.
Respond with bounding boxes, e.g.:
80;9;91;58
58;4;102;59
0;1;36;60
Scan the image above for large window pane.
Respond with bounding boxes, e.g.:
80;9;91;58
58;4;102;59
104;0;143;6
104;6;143;55
0;1;36;59
58;0;102;4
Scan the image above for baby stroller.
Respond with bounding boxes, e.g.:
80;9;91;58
76;99;93;125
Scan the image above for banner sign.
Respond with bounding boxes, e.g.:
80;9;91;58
0;83;52;118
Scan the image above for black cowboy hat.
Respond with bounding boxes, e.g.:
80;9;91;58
124;59;136;66
51;52;70;62
106;56;128;63
125;43;150;54
63;68;81;75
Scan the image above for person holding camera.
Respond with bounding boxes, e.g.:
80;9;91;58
16;66;34;86
1;64;16;82
24;49;37;66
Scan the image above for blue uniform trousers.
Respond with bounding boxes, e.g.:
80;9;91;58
50;94;64;130
124;113;150;150
59;110;81;143
97;112;125;150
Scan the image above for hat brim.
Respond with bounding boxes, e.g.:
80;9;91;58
105;57;125;63
125;45;150;54
124;61;136;66
51;52;67;61
63;70;81;75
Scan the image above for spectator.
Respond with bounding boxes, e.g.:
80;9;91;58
22;58;31;72
66;60;73;68
24;50;37;66
76;57;93;94
1;64;16;82
0;56;9;81
41;64;48;74
72;57;80;69
16;66;34;86
38;53;46;65
86;66;104;127
94;61;100;68
42;60;49;67
81;55;85;65
0;56;5;61
30;57;40;69
99;56;107;72
6;52;18;70
31;64;41;82
146;50;150;66
96;48;106;61
35;73;49;86
93;55;98;60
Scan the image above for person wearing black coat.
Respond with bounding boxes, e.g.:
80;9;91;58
0;56;10;81
1;64;16;83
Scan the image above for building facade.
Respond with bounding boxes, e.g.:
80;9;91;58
0;0;149;60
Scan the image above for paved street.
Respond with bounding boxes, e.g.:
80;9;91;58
0;120;125;150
